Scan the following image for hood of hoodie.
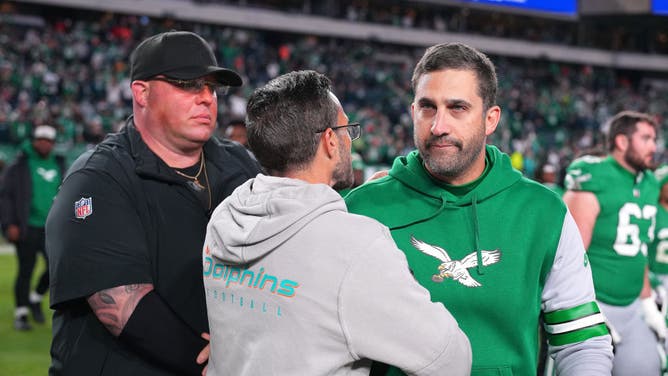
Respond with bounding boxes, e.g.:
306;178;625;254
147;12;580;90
383;144;522;275
353;144;523;232
207;174;346;264
391;145;522;207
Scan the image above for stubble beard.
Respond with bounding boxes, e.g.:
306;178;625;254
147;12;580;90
417;129;486;180
332;142;354;190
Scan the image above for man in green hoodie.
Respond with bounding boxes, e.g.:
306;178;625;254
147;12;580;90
0;125;65;331
345;43;613;375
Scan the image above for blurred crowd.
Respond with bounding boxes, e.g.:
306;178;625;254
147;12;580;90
0;2;667;184
211;0;668;54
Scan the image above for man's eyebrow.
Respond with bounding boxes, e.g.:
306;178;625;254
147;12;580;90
416;97;436;106
416;97;473;108
445;99;472;107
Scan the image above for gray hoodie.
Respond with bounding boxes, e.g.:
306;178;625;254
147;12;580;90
203;174;471;375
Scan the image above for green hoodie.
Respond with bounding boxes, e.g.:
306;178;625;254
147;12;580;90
346;145;608;375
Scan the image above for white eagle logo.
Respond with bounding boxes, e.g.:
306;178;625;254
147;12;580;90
410;236;501;287
37;167;58;182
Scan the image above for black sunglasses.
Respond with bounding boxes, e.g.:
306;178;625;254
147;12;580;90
316;122;361;141
149;76;229;94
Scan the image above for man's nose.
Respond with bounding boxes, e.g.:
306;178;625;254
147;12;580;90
430;111;452;136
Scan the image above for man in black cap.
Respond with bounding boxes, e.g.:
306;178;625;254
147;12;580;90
46;30;262;375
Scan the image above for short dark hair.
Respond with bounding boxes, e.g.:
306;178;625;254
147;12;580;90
412;43;497;110
606;110;657;152
246;70;338;173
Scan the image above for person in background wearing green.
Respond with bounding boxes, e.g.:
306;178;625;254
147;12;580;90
0;125;65;330
564;111;663;375
649;165;668;340
650;165;668;284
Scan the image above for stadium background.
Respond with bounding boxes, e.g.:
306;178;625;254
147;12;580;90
1;0;667;181
0;0;667;373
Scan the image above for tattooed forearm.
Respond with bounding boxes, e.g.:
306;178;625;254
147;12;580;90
87;283;153;337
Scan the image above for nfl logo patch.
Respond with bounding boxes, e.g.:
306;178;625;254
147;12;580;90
74;197;93;219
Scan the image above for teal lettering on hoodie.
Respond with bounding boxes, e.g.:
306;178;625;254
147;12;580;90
277;280;300;297
203;255;300;298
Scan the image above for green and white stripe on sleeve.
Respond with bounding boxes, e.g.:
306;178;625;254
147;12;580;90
543;302;610;346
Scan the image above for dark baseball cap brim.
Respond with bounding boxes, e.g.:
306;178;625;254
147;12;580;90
163;66;242;87
130;31;243;87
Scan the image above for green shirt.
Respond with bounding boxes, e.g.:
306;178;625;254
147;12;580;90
27;149;61;227
649;205;668;275
565;155;659;305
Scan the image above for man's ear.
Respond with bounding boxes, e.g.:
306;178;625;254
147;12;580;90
131;81;149;107
322;128;339;160
484;105;501;136
615;133;629;152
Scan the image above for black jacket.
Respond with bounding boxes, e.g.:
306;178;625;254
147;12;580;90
47;118;262;375
0;146;66;240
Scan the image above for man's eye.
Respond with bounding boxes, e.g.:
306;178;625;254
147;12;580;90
420;103;436;113
420;107;436;116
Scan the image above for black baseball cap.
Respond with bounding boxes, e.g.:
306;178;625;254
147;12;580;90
130;31;242;87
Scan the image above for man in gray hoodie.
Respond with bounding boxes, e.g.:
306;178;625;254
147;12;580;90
202;70;471;375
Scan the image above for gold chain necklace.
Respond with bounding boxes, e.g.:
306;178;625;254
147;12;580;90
173;152;212;210
202;154;211;210
174;152;205;189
